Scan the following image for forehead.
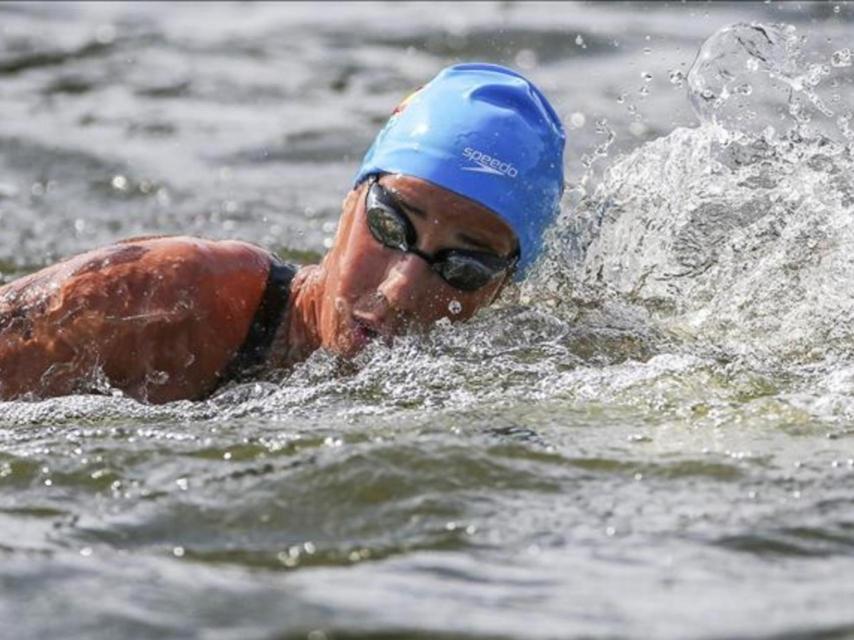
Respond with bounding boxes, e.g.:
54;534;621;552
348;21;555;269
377;174;518;254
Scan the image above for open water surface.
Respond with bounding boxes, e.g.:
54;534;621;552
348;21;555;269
3;2;854;639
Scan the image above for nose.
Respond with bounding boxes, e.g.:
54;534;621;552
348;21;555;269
377;252;434;315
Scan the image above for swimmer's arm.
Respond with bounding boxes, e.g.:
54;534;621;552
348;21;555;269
0;237;271;403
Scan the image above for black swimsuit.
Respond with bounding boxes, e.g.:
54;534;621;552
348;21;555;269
218;258;297;385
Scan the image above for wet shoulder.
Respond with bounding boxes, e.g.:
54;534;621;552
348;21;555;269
67;236;273;300
103;236;275;329
0;236;274;342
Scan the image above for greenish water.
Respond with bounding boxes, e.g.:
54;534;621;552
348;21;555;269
2;2;854;639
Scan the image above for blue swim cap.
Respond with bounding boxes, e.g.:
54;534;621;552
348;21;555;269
354;63;566;277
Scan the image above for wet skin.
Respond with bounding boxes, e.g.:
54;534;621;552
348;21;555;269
0;175;517;403
0;237;271;403
290;174;518;359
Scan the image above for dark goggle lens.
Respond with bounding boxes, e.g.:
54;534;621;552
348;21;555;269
365;180;516;292
366;206;411;251
434;252;501;291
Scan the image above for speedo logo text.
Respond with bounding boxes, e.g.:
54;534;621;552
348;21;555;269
461;147;518;178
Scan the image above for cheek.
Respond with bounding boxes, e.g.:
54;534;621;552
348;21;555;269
321;234;396;344
422;283;499;323
334;239;389;301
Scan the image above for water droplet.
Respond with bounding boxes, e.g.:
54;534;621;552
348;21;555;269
149;370;169;385
641;71;653;82
569;112;586;128
448;300;462;315
172;546;185;557
669;69;685;86
575;34;585;47
831;48;851;68
837;112;854;139
514;48;537;70
111;175;128;191
156;187;170;206
627;433;652;443
643;47;652;55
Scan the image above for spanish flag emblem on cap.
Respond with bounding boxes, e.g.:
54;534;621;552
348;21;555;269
391;86;424;117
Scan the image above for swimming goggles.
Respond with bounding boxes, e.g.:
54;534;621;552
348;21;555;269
364;178;518;292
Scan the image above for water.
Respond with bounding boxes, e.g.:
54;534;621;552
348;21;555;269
2;2;854;639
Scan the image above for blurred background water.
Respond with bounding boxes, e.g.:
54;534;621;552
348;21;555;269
2;2;854;639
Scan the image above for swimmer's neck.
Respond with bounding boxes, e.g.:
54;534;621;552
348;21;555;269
270;264;325;368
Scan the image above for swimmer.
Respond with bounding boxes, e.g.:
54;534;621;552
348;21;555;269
0;63;565;403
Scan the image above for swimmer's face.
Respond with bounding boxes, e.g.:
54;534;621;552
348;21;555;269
317;174;518;357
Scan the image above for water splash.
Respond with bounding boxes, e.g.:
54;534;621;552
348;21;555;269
2;20;852;429
519;22;854;380
542;121;854;366
569;117;617;201
687;23;848;141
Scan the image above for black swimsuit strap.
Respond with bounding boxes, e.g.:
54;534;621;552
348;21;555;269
219;259;297;384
